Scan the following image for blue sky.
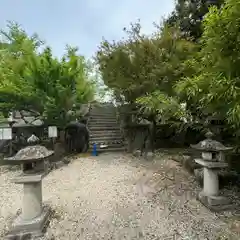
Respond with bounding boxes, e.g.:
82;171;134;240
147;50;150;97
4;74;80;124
0;0;175;59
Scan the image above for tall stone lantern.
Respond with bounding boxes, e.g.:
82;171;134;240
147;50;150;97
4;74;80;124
4;145;54;239
191;131;233;211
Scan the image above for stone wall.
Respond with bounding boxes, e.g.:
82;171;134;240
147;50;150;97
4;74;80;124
117;104;206;152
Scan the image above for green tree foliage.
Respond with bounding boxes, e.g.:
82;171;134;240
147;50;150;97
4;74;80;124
175;0;240;130
96;22;197;106
167;0;224;40
0;22;95;127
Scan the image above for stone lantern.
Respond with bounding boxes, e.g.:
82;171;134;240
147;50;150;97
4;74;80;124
191;131;233;211
4;145;54;239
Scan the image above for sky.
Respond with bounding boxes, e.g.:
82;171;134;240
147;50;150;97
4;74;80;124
0;0;175;59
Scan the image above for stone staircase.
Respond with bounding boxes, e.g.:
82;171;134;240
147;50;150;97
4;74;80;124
87;103;125;152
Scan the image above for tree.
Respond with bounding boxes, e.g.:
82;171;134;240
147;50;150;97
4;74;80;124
175;0;240;133
166;0;224;40
0;22;95;128
96;22;196;104
96;21;197;151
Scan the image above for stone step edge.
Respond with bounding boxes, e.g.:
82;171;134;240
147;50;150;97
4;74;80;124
88;147;126;153
89;137;123;140
89;133;122;136
89;131;122;134
90;136;122;139
88;123;120;125
88;126;120;129
89;142;124;146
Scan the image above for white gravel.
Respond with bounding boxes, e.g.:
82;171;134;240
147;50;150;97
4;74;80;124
0;153;239;240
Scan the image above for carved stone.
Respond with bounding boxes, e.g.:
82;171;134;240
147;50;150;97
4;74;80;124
4;145;53;239
191;132;234;212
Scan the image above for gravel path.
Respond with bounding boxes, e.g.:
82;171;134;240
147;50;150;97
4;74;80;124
0;152;239;239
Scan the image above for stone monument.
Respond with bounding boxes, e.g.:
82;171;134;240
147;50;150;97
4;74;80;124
191;131;233;211
4;145;54;239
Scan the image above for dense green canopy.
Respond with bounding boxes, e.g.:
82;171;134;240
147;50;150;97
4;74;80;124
0;22;96;127
96;0;240;138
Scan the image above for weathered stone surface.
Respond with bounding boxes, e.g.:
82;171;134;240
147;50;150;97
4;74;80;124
203;167;219;196
195;159;228;168
5;145;54;161
208;195;231;206
27;134;39;144
144;151;154;161
197;191;234;212
194;168;240;188
191;131;233;152
3;145;52;240
88;104;125;152
133;149;141;157
6;206;50;239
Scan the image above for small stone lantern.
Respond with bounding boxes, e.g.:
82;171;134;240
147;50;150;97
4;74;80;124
191;131;233;211
4;145;54;239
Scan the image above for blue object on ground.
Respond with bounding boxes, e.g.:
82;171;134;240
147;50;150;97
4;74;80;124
92;143;97;156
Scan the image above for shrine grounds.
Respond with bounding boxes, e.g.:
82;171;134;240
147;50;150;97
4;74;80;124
0;151;240;240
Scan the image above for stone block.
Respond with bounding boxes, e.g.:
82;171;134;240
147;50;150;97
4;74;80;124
144;151;154;161
207;195;231;206
195;159;228;169
13;173;45;184
133;150;141;158
6;205;51;239
197;191;235;212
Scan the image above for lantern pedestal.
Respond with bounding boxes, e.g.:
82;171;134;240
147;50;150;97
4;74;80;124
6;173;51;239
195;159;233;212
7;206;50;239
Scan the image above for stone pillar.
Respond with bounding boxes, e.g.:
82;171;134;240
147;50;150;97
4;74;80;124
203;168;219;196
23;182;42;220
195;159;233;211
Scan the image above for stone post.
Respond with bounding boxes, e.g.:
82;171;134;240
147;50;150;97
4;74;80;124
23;182;43;220
203;167;219;196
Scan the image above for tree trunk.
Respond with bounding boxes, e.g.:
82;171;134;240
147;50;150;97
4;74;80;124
149;119;156;153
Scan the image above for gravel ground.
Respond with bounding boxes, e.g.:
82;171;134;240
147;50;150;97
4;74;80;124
0;152;239;240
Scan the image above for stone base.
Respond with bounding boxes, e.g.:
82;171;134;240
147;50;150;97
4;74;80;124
197;191;235;212
6;206;51;239
144;152;154;161
133;150;141;158
132;150;155;160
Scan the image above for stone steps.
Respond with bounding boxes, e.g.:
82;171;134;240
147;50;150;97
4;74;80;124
87;104;124;152
89;126;120;131
89;115;117;118
90;108;116;112
88;122;119;126
90;132;121;138
88;123;119;128
89;114;117;119
89;118;118;122
90;135;123;141
90;131;121;136
88;144;125;152
88;146;125;153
